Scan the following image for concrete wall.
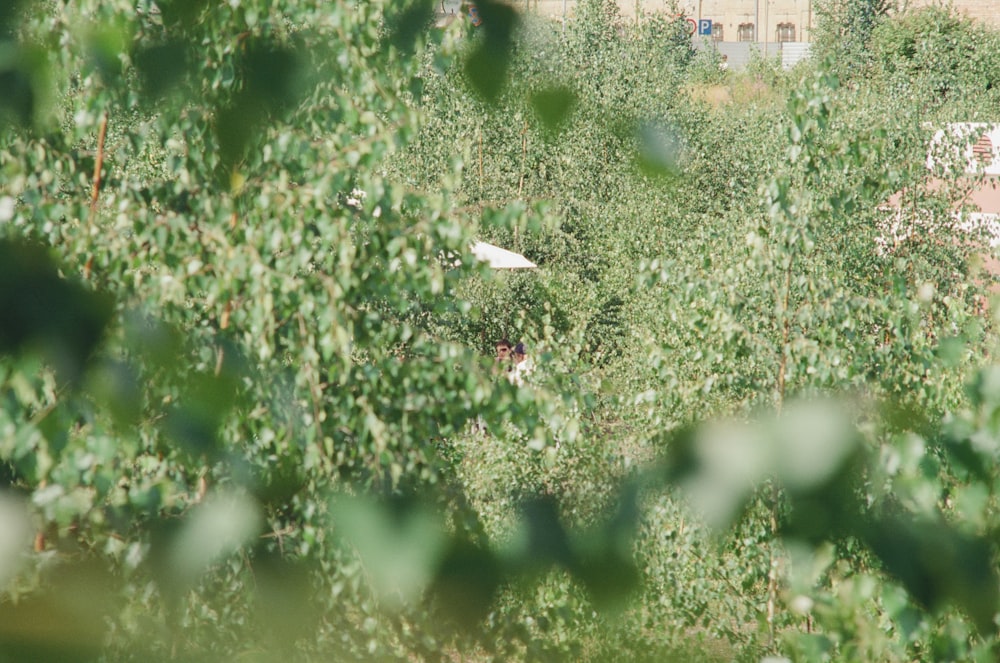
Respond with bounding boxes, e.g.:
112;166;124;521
693;39;811;70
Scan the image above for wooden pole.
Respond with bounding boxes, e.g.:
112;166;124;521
89;112;108;214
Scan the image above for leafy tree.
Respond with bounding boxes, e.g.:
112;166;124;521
812;0;896;74
2;0;1000;661
869;5;1000;114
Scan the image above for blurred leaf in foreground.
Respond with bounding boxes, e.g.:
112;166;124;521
383;0;435;57
530;84;577;135
0;239;113;383
463;0;519;102
149;491;262;603
658;398;1000;633
861;514;1000;634
0;493;31;590
331;494;448;610
0;559;120;663
133;39;190;102
636;121;683;178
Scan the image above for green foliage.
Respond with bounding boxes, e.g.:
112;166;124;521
2;0;1000;661
686;47;727;87
812;0;897;73
869;6;1000;114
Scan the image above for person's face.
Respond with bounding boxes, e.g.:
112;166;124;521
496;345;511;361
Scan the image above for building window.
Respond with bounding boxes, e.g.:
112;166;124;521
973;134;994;166
776;22;796;42
712;23;723;41
737;23;754;42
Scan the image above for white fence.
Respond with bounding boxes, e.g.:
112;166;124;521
696;40;812;71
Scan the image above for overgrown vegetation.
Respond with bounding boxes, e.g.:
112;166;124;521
2;0;1000;660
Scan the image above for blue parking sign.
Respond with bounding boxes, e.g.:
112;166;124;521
698;19;712;36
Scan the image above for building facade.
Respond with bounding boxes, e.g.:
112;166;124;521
521;0;999;41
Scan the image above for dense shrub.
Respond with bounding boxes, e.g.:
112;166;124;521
2;0;1000;661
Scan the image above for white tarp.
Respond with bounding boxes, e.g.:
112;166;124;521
471;241;536;269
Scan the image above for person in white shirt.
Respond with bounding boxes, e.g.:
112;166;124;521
509;342;534;386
